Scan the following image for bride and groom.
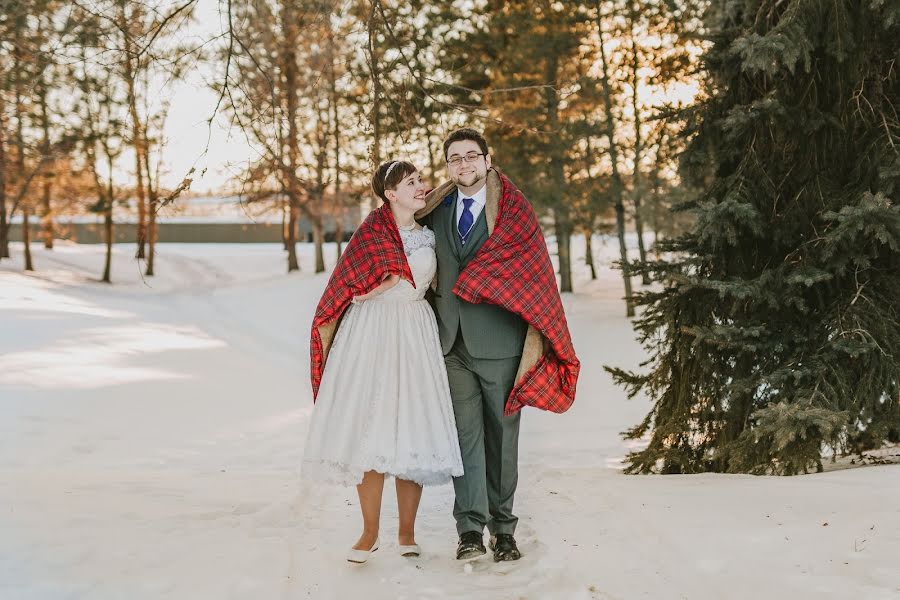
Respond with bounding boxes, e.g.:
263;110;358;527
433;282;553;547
303;128;580;564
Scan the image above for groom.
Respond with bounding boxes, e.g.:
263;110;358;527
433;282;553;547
418;129;580;562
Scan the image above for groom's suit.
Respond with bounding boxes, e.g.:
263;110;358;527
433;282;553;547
422;187;528;537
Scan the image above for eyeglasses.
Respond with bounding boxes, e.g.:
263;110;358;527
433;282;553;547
446;152;485;167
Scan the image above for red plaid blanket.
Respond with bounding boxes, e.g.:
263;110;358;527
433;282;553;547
309;204;413;399
453;171;580;416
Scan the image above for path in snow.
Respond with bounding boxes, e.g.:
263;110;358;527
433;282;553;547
1;239;897;600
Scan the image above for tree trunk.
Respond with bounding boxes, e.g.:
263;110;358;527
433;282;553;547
647;138;664;260
313;216;325;273
367;0;382;212
614;200;634;314
40;175;53;249
40;87;53;249
327;9;343;262
595;0;634;316
335;209;344;259
102;154;115;283
134;149;147;260
14;20;29;269
632;197;649;283
585;230;597;280
119;2;147;260
12;19;27;262
22;205;33;271
629;9;649;284
0;97;9;260
281;0;301;272
286;203;299;271
146;208;157;276
282;200;289;250
102;207;113;283
142;119;158;277
313;102;328;274
544;54;572;292
554;209;573;292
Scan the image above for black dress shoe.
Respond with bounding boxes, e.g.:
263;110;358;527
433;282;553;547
456;531;486;560
489;534;522;562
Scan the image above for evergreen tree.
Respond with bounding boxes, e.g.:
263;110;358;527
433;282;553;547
433;0;598;292
607;0;900;475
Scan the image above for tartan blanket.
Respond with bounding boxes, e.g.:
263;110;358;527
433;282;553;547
449;170;580;416
309;204;413;399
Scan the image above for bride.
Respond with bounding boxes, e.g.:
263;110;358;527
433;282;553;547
303;160;463;563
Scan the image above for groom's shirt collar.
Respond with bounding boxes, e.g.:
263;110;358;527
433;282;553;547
455;183;487;223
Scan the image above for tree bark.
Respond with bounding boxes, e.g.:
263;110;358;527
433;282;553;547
143;131;158;276
629;6;649;284
334;208;344;258
595;0;634;316
585;230;597;280
39;85;54;249
118;1;148;260
545;53;572;292
14;19;30;270
313;102;327;273
367;0;382;212
327;8;343;261
0;96;9;260
287;203;299;271
282;0;300;272
23;205;33;270
554;209;573;292
146;203;157;276
313;216;325;272
102;207;113;283
282;200;289;250
102;153;115;283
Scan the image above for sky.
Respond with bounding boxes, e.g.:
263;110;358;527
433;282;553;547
150;0;255;195
146;0;701;196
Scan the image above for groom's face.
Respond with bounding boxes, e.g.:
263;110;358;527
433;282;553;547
446;139;491;189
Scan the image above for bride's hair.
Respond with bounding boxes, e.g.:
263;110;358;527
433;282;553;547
372;160;417;203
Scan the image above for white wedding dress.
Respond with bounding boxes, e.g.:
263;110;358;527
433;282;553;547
301;226;464;487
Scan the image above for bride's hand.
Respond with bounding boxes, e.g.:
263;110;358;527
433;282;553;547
352;274;400;304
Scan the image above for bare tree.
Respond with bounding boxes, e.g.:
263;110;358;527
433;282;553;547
627;1;650;285
72;7;128;282
595;0;634;316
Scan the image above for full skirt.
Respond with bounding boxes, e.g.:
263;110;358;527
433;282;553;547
301;298;464;487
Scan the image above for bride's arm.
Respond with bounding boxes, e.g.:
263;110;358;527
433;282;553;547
352;274;400;303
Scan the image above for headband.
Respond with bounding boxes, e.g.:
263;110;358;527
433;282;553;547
384;161;401;180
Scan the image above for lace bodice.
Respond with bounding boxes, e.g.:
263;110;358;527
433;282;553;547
369;226;435;303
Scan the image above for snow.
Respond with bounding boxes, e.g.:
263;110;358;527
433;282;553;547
1;236;898;600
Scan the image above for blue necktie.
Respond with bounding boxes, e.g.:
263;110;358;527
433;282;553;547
458;197;474;243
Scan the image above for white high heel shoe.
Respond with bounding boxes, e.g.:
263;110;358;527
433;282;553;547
399;544;421;557
347;537;379;564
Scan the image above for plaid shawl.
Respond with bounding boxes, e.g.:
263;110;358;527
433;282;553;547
420;168;580;416
309;204;413;399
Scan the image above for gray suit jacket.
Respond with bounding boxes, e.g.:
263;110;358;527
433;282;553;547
422;189;528;359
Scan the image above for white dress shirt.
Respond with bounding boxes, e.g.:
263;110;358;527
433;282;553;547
455;183;487;231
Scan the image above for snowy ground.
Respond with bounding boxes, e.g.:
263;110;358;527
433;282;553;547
1;237;898;600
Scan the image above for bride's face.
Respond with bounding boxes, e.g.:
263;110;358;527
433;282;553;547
386;171;427;211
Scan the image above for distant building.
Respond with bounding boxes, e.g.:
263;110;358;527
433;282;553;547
10;195;363;243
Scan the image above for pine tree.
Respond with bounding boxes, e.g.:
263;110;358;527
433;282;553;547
607;0;900;475
436;0;596;293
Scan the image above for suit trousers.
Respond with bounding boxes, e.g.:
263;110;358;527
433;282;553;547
445;330;521;536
